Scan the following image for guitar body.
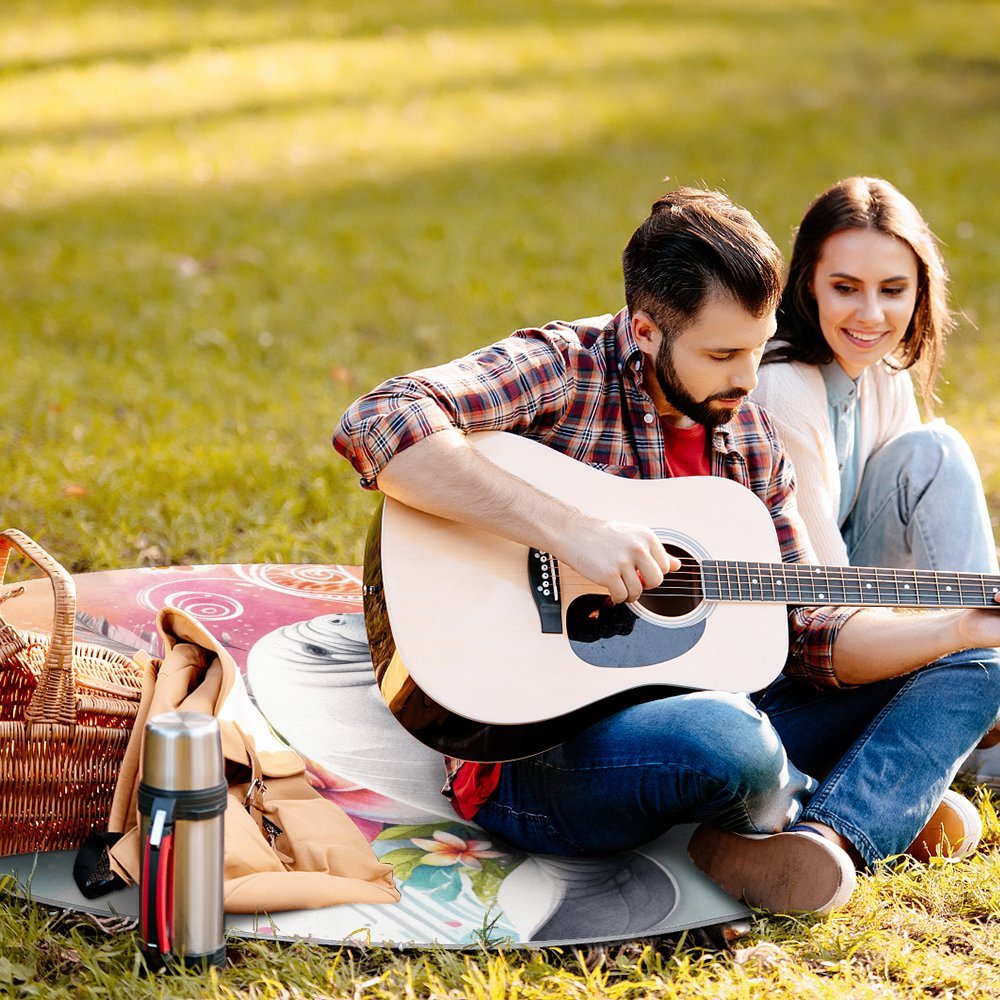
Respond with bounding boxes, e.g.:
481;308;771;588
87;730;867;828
364;432;789;761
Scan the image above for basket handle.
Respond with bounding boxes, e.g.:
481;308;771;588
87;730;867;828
0;528;78;728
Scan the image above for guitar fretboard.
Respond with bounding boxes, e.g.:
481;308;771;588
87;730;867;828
701;561;1000;609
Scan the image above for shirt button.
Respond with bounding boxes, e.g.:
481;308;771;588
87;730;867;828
643;413;655;424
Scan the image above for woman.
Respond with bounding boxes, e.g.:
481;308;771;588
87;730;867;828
753;176;1000;845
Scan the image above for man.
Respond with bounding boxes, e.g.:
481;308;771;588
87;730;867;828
333;188;1000;915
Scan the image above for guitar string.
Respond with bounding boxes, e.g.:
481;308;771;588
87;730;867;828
555;583;1000;606
554;565;1000;605
545;559;1000;587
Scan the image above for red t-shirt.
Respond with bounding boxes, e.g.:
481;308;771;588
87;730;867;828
448;421;710;820
659;419;710;477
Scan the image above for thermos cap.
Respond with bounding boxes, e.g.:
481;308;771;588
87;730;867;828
142;711;225;791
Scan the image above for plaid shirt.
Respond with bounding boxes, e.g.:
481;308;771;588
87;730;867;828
334;309;859;807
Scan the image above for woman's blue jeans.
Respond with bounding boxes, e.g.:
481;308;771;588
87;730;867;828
842;422;1000;783
842;422;998;574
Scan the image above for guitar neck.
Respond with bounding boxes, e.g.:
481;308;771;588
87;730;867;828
702;561;1000;609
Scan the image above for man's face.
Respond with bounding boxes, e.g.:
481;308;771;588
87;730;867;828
636;291;776;429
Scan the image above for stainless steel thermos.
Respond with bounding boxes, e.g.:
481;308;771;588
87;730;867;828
139;711;227;970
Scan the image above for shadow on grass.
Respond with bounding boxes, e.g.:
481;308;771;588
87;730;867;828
1;0;814;78
3;0;1000;567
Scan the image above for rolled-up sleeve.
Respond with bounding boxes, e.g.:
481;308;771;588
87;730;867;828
333;332;573;488
785;605;858;687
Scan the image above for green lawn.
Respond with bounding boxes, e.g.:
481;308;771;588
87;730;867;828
3;1;1000;995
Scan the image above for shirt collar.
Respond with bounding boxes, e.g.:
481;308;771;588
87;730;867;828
711;423;734;455
820;359;860;406
616;309;645;379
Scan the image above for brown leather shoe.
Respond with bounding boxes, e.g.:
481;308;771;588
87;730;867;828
687;826;857;915
906;789;982;862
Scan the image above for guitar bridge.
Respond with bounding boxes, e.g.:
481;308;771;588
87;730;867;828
528;549;563;633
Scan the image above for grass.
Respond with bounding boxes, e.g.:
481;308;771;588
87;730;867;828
4;794;1000;997
4;0;1000;572
2;0;1000;995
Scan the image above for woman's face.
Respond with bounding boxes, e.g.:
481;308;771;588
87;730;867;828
810;228;919;379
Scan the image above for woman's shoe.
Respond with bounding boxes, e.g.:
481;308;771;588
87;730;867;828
906;789;982;862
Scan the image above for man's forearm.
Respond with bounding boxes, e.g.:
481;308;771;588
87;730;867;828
375;428;578;555
375;429;677;604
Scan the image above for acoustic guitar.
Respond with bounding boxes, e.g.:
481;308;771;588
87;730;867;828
362;431;1000;762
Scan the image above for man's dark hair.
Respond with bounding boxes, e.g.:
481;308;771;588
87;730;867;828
622;187;783;340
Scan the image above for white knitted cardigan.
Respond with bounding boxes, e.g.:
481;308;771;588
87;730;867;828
752;358;921;566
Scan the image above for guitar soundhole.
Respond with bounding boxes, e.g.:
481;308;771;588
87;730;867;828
636;543;703;618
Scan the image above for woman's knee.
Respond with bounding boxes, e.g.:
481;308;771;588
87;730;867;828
875;422;979;487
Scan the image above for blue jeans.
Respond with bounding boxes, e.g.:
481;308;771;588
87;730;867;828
475;649;1000;868
756;647;1000;865
842;423;999;574
474;691;815;856
841;423;1000;785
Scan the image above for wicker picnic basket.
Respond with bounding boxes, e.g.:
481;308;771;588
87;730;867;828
0;528;144;856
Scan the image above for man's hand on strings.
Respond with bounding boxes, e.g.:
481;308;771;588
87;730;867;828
555;517;680;604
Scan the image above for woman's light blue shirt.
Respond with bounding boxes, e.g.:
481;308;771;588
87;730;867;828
820;360;864;526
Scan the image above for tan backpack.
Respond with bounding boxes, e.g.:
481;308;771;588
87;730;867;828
103;606;399;914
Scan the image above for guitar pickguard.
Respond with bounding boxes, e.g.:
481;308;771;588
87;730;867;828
566;594;706;667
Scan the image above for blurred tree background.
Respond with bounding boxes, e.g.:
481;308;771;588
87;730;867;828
3;0;999;571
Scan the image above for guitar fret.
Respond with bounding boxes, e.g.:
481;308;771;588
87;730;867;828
778;565;796;602
936;571;963;607
789;565;807;604
816;564;843;604
855;566;878;605
721;560;732;601
896;568;920;606
795;565;832;604
701;563;1000;609
754;563;774;602
706;562;723;602
917;569;931;607
841;566;862;605
701;561;717;601
771;563;787;602
767;564;782;604
802;565;825;604
961;573;985;604
980;574;1000;607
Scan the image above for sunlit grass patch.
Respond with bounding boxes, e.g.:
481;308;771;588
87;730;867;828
3;1;1000;995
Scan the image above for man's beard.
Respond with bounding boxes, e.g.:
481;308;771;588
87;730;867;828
654;339;748;429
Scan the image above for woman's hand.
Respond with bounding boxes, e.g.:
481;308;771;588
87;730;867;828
952;591;1000;650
